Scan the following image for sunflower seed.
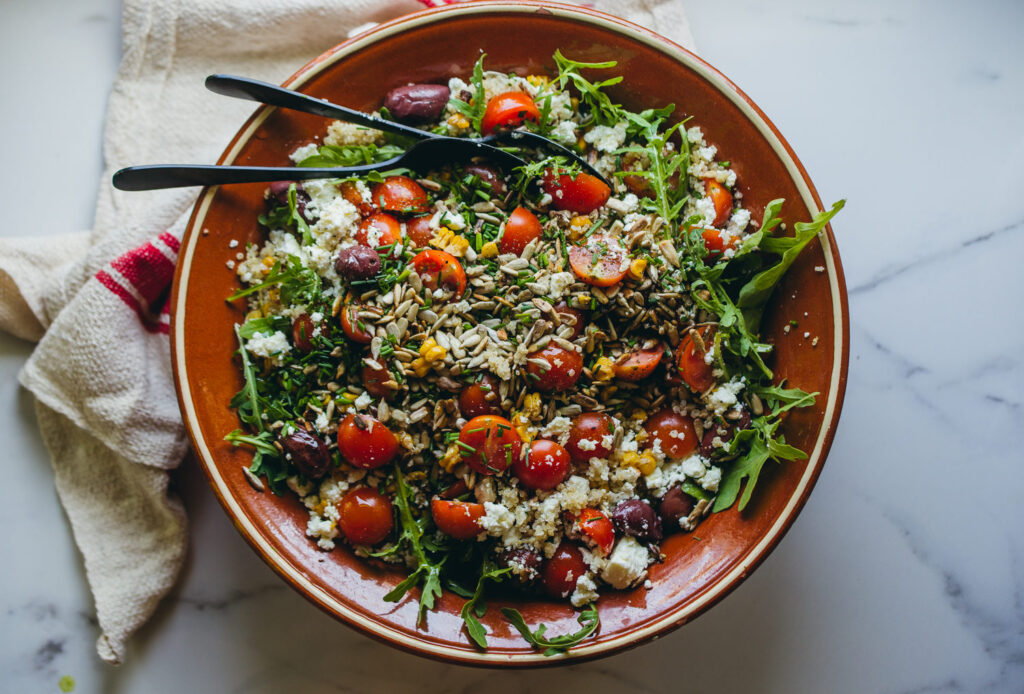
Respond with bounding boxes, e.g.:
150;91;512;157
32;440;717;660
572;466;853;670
242;466;265;492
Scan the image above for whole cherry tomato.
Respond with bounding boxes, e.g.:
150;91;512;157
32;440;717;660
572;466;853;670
292;313;316;352
526;344;583;391
677;325;716;393
458;373;501;419
566;412;615;463
705;179;733;227
498;206;542;256
336;413;399;469
337;487;393;545
410;249;467;298
542;170;611;214
340;302;374;344
404;215;434;247
339;180;376;216
371;175;429;214
613;343;665;381
576;508;615;555
568;234;630;287
430;498;485;540
361;359;393;400
553;301;585;339
702;227;741;257
355;213;402;249
458;415;522;475
481;91;540;135
644;409;698;460
542;542;588;599
514;439;571;491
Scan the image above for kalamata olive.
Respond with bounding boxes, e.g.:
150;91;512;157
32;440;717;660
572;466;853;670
465;164;507;196
699;407;752;457
383;83;451;122
267;180;310;220
501;547;543;584
280;428;330;480
334;245;382;280
658;485;695;528
611;499;663;541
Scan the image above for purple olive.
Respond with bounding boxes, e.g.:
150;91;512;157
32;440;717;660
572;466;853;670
266;180;311;221
383;83;451;122
501;547;543;584
334;245;382;280
465;164;507;196
280;429;330;480
658;485;695;529
699;407;752;457
611;499;663;541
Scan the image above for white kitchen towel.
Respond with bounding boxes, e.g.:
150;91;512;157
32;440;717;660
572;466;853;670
0;0;693;665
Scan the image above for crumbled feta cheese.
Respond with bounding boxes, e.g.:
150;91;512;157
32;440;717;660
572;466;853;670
353;391;373;410
245;331;292;360
571;573;600;607
601;536;650;589
289;143;320;163
583;122;627;153
706;378;745;416
577;438;597;452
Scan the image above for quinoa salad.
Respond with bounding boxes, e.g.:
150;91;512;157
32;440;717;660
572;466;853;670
225;52;843;653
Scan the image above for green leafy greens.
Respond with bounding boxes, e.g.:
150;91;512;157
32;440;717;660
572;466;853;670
500;604;601;656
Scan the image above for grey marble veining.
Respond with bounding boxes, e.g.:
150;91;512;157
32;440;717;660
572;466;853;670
2;0;1023;692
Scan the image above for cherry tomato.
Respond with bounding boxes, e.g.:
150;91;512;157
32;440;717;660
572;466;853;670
498;206;542;256
439;478;469;500
702;227;741;256
337;487;394;545
430;498;485;540
339;180;376;216
514;439;571;491
336;413;399;469
568;234;630;287
458;373;501;419
526;344;583;391
705;179;733;227
361;359;393;400
292;313;316;352
339;302;374;344
553;301;585;339
620;151;654;198
458;415;522;475
644;409;698;460
480;91;540;135
355;213;402;249
542;170;611;214
405;215;434;247
613;343;665;381
371;175;429;214
677;325;716;393
542;542;588;599
465;164;507;196
410;249;467;299
566;412;615;463
576;508;615;555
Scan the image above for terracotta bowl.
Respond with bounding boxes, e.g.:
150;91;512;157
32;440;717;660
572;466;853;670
171;0;849;666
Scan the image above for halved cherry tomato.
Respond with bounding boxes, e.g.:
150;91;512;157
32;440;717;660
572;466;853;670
336;413;399;469
361;359;393;400
620;151;654;198
481;91;540;135
371;175;429;214
705;179;733;227
458;373;501;419
553;301;585;339
292;314;316;352
576;508;615;555
458;415;522;475
542;170;611;214
526;344;583;391
410;249;467;298
677;325;716;393
514;439;571;491
644;409;698;460
340;302;374;344
542;542;588;599
498;206;542;256
613;343;665;381
702;227;741;256
439;479;470;500
405;215;434;247
566;412;615;463
337;487;393;545
568;234;630;287
339;180;376;216
355;213;402;249
431;498;485;540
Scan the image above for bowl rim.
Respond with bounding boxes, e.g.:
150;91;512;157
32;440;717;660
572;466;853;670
171;0;849;666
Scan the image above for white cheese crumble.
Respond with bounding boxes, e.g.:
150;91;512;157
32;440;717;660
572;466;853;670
245;331;291;361
601;536;649;589
706;378;745;416
583;122;627;152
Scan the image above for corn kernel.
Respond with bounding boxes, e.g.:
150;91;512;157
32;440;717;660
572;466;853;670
419;338;439;358
480;241;499;258
245;309;264;322
444;234;470;258
522;393;542;419
526;75;550;87
630;409;647;422
577;136;587;150
439;443;462;473
621;450;658;476
447;113;470;129
511;412;536;444
410;357;431;378
429;227;453;249
262;256;276;267
593;356;616;381
628;257;648;281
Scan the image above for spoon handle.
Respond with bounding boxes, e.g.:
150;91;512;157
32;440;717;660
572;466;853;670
112;163;392;191
205;74;430;141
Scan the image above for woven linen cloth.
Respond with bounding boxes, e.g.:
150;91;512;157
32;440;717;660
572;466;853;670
0;0;693;665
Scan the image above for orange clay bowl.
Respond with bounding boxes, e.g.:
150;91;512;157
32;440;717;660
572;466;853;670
171;0;849;666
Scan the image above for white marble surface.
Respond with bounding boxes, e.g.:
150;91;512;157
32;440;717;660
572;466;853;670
2;0;1023;691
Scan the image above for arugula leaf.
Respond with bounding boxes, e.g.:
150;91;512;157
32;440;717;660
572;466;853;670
448;53;487;132
296;143;405;168
752;383;818;416
238;315;290;339
553;51;624;125
258;183;313;245
461;562;512;649
500;604;600;656
714;418;809;512
228;324;266;432
227;255;320;304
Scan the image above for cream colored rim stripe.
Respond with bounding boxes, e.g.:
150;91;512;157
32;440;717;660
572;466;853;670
175;1;845;663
